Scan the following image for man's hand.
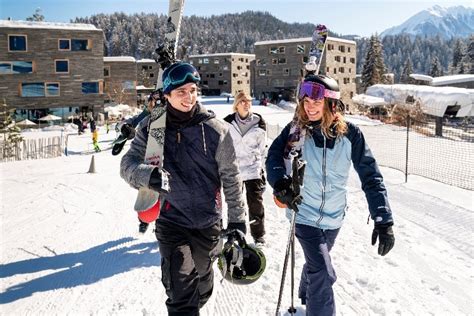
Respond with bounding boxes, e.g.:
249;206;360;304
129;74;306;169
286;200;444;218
371;223;395;256
149;168;170;193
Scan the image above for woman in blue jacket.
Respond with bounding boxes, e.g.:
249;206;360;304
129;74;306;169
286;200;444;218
266;75;395;316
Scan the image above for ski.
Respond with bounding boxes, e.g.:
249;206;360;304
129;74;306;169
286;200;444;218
305;24;328;76
133;0;185;223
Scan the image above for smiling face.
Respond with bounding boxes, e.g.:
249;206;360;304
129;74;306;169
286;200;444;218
236;98;252;118
164;82;198;112
303;96;325;121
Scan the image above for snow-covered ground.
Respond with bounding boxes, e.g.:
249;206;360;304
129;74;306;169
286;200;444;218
1;97;473;315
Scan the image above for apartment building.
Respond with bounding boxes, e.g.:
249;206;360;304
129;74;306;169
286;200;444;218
103;56;137;106
188;53;255;96
136;58;159;88
253;36;356;107
0;20;104;121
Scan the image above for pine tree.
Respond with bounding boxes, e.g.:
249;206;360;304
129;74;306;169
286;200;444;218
1;99;23;159
400;57;414;84
462;35;474;74
429;56;443;77
451;39;464;73
26;8;45;22
361;34;386;91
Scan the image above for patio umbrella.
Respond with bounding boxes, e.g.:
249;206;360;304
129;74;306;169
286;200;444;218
16;119;37;127
38;114;62;121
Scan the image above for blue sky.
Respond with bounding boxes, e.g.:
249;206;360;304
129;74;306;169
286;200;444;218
1;0;473;36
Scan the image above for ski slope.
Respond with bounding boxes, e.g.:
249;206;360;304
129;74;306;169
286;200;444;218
1;97;472;315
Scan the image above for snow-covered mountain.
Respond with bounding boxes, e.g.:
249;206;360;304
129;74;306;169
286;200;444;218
381;5;474;38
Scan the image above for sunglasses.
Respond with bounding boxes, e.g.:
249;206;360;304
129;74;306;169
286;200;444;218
298;81;340;101
163;64;201;90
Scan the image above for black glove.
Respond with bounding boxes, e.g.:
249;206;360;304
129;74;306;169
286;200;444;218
273;177;297;206
371;223;395;256
226;222;247;236
121;123;135;140
149;168;170;193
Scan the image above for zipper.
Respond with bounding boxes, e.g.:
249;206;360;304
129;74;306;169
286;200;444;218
316;134;327;227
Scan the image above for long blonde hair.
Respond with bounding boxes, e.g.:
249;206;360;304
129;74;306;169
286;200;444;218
296;98;348;139
233;91;252;112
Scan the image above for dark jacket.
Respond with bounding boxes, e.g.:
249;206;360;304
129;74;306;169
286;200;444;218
120;102;246;229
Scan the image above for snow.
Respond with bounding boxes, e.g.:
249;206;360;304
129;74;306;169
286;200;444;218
189;53;256;58
136;59;156;63
366;84;474;117
255;36;356;46
103;56;136;62
352;94;388;107
1;97;472;315
432;74;474;86
0;20;100;31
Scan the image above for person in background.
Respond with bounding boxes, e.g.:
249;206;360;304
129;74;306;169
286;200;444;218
223;91;267;245
266;74;395;315
120;61;246;315
90;118;100;152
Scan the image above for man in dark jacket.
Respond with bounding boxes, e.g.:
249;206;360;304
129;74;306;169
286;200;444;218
120;62;246;316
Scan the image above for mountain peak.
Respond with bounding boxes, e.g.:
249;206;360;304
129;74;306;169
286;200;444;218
381;5;474;38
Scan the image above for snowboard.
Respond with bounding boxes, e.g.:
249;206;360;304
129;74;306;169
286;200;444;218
305;24;328;75
134;0;185;223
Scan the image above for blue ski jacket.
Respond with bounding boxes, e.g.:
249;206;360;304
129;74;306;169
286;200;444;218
266;120;393;230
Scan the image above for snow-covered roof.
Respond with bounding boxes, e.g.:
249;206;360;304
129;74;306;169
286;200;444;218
136;85;155;90
188;53;255;58
103;56;136;63
352;94;388;107
431;74;474;86
410;74;433;82
0;20;101;31
136;59;156;63
366;84;474;117
254;36;356;46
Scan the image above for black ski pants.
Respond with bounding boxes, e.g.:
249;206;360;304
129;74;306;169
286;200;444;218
243;177;266;241
155;219;222;316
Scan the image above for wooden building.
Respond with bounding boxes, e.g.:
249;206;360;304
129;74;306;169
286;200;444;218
0;20;104;122
103;56;137;107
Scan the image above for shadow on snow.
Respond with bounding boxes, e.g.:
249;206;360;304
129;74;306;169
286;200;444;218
0;237;160;304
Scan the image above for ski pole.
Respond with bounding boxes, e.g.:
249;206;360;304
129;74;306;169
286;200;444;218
275;206;298;316
288;222;297;315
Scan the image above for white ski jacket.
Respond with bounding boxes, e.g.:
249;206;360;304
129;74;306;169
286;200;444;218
223;113;267;181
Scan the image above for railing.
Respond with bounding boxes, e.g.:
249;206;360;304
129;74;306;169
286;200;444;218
0;136;65;162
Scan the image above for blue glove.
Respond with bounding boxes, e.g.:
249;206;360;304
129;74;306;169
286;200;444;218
226;222;247;236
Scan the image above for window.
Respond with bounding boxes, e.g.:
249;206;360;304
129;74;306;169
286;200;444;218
210;74;215;78
218;80;223;85
278;58;286;65
302;56;309;63
338;45;345;53
257;59;267;66
223;80;228;85
46;83;60;96
339;67;345;73
348;47;351;53
258;69;266;76
266;69;271;75
104;66;110;77
283;68;290;76
335;56;341;62
223;65;229;71
71;39;90;51
237;80;242;84
343;57;346;63
278;46;285;53
214;59;219;64
350;58;355;64
333;68;337;74
82;82;100;94
9;35;27;51
58;39;71;51
297;45;305;54
272;59;278;65
189;60;194;65
55;60;69;73
142;65;148;71
1;61;33;74
327;44;334;51
122;81;135;90
149;73;154;78
203;58;209;64
198;59;202;64
203;80;208;85
21;83;45;97
233;73;238;78
269;46;278;54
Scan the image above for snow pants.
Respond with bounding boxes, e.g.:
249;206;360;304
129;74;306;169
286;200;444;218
243;177;266;241
155;219;222;316
295;224;340;316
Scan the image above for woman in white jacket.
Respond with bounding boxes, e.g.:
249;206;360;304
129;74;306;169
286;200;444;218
224;91;267;245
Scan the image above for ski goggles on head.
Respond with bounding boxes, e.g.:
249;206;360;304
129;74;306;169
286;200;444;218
163;63;201;93
298;81;340;101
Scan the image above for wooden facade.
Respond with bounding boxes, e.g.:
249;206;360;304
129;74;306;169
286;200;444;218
103;56;138;107
253;36;357;107
0;20;104;121
188;53;255;96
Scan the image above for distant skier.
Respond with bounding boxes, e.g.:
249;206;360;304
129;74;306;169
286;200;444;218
120;61;246;315
224;91;267;245
90;119;100;152
266;75;395;315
